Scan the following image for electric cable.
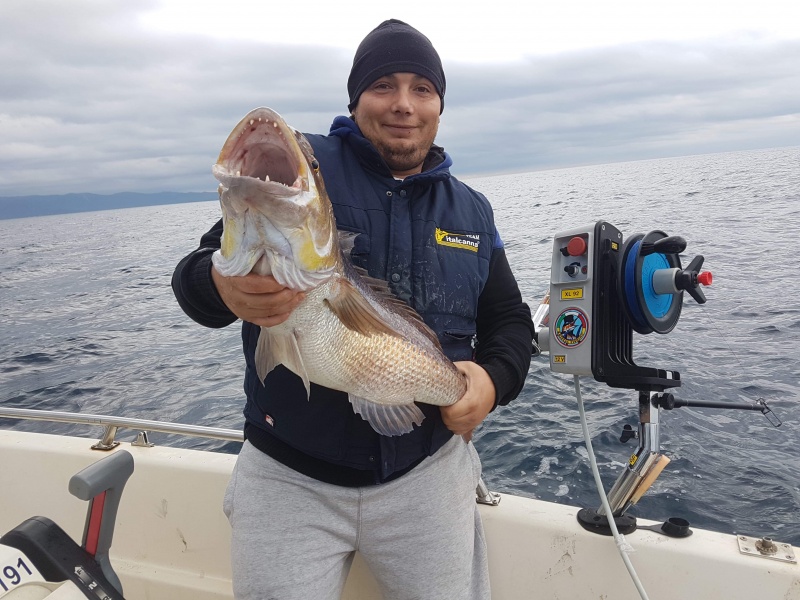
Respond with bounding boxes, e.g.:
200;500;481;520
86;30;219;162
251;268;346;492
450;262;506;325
574;375;651;600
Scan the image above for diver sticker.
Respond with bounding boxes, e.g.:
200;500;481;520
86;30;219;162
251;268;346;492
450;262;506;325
554;308;589;348
435;228;480;252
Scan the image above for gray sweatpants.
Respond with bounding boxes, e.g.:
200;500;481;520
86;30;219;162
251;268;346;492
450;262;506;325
223;436;490;600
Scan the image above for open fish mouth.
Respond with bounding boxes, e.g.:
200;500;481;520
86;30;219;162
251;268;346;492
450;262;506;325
211;107;337;284
213;107;312;193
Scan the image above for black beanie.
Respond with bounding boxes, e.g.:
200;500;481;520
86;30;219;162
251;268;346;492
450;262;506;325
347;19;446;114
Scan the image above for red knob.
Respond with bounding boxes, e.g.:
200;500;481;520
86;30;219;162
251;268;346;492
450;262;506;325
697;271;713;286
566;236;587;256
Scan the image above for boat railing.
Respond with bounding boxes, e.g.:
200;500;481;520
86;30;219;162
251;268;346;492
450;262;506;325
0;406;502;505
0;406;243;449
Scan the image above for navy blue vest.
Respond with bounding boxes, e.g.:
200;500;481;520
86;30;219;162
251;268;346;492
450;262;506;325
242;118;499;481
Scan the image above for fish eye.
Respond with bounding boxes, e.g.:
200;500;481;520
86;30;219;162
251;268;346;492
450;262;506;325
311;159;319;170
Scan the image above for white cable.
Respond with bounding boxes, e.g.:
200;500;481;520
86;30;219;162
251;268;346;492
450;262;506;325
574;375;651;600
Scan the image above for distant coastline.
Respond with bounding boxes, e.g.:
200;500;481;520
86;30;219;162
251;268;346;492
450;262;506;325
0;191;216;220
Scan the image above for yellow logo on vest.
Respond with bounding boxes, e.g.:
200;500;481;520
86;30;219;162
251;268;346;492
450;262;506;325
435;228;480;252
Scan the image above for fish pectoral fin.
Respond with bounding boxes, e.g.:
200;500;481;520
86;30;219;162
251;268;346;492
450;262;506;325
255;327;311;398
324;278;401;338
348;395;425;437
255;328;278;385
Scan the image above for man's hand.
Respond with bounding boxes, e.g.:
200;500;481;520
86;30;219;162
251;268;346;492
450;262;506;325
211;268;305;327
440;361;496;441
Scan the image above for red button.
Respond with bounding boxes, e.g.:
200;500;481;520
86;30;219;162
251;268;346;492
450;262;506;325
566;236;587;256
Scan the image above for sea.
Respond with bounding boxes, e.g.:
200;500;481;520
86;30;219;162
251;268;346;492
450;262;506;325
1;146;799;546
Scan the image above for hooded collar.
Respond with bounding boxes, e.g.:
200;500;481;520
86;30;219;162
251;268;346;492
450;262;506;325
328;116;452;183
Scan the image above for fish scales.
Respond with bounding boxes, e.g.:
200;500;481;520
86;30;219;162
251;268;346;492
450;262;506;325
276;282;464;408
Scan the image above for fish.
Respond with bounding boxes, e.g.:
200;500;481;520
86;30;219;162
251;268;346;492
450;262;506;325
210;107;466;436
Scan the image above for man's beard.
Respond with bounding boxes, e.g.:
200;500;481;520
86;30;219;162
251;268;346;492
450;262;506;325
375;140;431;175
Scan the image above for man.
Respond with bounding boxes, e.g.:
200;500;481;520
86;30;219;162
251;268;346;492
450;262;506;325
173;19;534;600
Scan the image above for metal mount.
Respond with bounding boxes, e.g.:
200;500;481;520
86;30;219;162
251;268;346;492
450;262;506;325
475;479;501;506
737;535;797;564
132;430;155;448
91;425;121;451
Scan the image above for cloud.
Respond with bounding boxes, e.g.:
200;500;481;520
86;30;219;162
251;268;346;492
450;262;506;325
440;41;800;175
0;1;798;196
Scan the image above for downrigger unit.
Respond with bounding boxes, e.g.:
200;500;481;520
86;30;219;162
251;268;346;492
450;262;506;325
537;220;726;535
546;221;711;387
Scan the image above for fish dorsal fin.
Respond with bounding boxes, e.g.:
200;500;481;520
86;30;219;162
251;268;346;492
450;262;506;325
324;277;401;338
349;394;425;436
335;233;442;350
350;265;443;351
337;229;358;255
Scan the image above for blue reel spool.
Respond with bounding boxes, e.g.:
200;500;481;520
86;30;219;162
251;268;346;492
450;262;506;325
618;231;684;335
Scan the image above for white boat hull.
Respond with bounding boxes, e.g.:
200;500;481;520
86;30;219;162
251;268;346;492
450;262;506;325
1;430;798;599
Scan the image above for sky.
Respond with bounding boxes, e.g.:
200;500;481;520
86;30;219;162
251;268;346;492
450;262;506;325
1;0;798;197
